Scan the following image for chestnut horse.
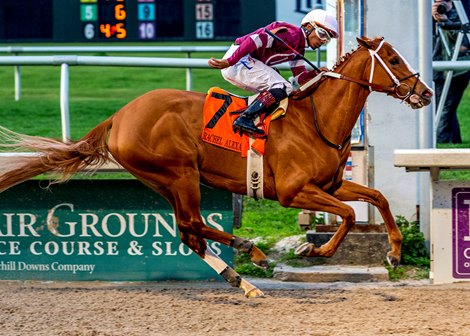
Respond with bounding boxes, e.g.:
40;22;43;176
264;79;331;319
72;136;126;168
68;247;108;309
0;37;432;297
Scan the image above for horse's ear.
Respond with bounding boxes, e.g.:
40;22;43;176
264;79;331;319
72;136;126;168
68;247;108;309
356;36;373;49
356;36;384;49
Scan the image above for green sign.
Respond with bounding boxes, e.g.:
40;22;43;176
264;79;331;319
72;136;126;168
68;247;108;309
0;180;233;281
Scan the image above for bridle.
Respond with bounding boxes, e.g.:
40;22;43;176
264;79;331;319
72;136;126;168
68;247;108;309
309;39;421;150
326;39;421;101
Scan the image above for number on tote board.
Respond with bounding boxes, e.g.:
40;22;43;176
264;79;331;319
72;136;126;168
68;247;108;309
139;22;155;39
196;22;213;39
100;23;127;39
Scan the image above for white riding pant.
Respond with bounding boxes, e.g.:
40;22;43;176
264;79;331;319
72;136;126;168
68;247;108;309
221;44;293;95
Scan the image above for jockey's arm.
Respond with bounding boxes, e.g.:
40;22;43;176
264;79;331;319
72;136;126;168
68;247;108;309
291;61;323;86
208;35;264;69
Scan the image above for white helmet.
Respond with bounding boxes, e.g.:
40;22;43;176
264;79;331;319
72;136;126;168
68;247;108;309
301;9;338;38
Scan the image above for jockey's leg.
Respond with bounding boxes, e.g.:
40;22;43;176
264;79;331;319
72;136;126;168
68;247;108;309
232;88;287;136
220;50;291;136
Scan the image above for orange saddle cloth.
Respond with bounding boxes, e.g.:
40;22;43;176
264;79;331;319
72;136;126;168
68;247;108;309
201;87;273;157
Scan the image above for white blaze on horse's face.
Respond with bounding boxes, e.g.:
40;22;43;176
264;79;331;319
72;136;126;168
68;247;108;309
392;46;433;94
371;42;433;108
387;46;434;108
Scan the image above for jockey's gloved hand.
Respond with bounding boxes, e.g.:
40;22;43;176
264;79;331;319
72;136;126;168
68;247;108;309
297;68;328;86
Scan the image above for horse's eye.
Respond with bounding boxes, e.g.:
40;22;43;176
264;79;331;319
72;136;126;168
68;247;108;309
390;57;400;66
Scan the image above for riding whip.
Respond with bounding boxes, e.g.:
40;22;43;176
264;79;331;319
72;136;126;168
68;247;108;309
264;28;320;71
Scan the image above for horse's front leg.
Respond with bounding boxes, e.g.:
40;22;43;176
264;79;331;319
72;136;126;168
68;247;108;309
200;227;269;269
331;180;402;268
177;216;265;297
279;184;357;258
200;244;265;298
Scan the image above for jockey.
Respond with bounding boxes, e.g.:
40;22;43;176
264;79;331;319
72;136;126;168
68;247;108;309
208;9;339;136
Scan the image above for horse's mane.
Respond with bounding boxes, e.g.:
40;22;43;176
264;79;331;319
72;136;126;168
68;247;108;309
331;44;362;71
331;36;385;71
290;42;367;100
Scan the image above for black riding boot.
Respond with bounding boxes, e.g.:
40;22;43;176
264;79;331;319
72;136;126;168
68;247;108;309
233;90;280;136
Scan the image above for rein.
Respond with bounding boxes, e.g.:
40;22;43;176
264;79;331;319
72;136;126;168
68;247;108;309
310;95;351;151
327;72;396;94
333;39;420;99
305;39;420;151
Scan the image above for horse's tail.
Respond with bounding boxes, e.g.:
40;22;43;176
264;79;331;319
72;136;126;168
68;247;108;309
0;116;115;193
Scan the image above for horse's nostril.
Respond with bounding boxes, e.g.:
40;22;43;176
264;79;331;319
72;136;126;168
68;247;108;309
423;89;433;99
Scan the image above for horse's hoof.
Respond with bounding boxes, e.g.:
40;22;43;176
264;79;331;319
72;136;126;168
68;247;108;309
253;259;269;270
245;287;265;298
386;253;400;270
295;242;313;256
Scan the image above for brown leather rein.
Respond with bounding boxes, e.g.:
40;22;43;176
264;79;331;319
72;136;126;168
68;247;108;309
323;71;421;99
306;71;420;151
297;39;422;151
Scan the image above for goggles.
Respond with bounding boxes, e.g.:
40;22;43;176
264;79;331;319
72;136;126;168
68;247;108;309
313;24;332;43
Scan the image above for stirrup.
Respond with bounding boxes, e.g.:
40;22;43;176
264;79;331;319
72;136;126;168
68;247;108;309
229;109;245;116
233;121;265;137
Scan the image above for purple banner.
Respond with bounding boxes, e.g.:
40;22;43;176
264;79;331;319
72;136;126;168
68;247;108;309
452;188;470;278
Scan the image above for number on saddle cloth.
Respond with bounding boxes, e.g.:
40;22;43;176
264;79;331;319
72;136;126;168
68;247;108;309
201;87;289;155
201;87;248;154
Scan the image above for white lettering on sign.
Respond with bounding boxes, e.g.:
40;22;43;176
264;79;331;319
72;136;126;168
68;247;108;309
3;203;225;240
80;213;102;237
0;203;227;260
29;241;119;256
15;261;96;274
205;213;223;231
464;248;470;259
0;213;40;237
0;241;21;255
463;200;470;241
144;213;177;237
151;241;222;256
46;203;182;238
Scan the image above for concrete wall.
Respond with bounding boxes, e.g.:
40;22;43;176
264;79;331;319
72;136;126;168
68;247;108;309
366;0;424;223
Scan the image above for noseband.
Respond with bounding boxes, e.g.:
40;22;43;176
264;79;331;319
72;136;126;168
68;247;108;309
330;39;421;100
366;39;420;101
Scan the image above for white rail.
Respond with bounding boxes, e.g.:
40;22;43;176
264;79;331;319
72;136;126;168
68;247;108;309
0;55;323;142
0;46;230;103
0;45;325;99
0;56;215;142
0;55;211;67
0;46;230;54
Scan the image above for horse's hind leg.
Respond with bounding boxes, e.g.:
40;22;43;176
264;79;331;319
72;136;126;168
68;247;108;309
167;183;264;297
137;171;269;267
331;180;402;267
120;164;264;297
166;181;264;296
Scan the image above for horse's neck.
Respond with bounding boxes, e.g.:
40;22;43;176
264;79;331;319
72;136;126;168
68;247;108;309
312;51;371;144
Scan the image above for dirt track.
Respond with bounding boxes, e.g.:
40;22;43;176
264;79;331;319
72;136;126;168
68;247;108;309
0;279;469;336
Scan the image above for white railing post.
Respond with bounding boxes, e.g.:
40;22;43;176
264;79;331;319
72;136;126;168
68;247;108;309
60;63;71;142
186;52;192;91
14;65;20;101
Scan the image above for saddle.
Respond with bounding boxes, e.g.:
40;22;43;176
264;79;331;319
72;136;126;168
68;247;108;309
201;87;288;157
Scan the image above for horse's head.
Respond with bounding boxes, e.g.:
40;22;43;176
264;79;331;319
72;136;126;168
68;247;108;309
356;36;433;109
